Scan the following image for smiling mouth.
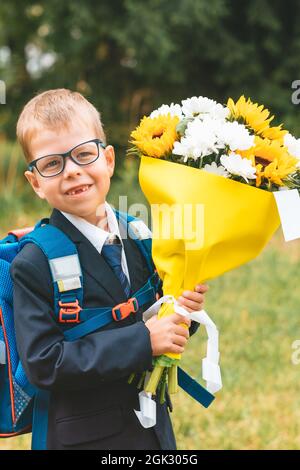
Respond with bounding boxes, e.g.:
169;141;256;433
65;184;92;196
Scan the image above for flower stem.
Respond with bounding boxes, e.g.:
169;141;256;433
128;373;135;385
159;369;168;404
144;365;165;395
137;371;146;389
168;365;178;394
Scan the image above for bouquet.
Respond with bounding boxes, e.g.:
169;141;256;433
128;95;300;427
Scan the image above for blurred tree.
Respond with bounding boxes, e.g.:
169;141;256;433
0;0;300;151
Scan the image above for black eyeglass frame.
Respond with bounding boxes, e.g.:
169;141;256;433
27;138;106;177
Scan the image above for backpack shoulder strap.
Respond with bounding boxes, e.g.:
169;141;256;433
19;219;83;322
114;209;155;273
114;209;162;293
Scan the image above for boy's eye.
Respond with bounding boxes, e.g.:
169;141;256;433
73;142;98;162
39;157;61;173
47;159;60;167
77;152;92;159
44;158;61;169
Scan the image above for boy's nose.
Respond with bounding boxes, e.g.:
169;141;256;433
63;156;83;177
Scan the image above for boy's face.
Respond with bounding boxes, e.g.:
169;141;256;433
24;122;115;226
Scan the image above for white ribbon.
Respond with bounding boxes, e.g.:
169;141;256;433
273;189;300;241
134;295;222;428
134;391;157;428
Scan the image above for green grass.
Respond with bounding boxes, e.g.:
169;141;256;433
171;234;300;450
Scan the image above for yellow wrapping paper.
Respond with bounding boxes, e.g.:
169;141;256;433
139;156;281;362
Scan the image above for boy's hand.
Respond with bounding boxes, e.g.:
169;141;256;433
177;284;209;313
145;313;191;356
145;284;208;356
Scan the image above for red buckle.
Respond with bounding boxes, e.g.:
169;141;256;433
58;300;81;323
8;227;34;240
112;298;139;321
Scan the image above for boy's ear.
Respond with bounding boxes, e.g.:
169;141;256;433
103;145;115;177
24;170;46;200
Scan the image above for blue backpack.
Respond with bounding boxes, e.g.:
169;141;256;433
0;210;214;448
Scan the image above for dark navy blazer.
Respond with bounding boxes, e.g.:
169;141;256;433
10;208;199;450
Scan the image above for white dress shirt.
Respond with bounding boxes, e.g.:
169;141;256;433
60;201;131;284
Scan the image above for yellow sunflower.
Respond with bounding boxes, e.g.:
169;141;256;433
130;114;179;158
262;125;287;143
240;137;298;187
227;95;287;141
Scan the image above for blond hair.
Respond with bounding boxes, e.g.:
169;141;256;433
16;88;106;162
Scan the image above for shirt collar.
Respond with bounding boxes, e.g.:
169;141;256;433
60;202;122;254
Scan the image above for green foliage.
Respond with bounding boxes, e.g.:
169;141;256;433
0;142;49;234
1;0;300;148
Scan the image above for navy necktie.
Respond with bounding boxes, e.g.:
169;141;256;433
101;235;131;298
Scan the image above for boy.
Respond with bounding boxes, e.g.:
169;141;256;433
11;89;208;450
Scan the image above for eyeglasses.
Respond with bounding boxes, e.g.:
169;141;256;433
28;138;106;177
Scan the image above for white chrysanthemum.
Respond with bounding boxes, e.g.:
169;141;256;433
173;139;196;161
284;133;300;167
173;118;224;161
203;162;229;177
150;103;183;119
181;96;229;121
220;153;257;182
218;121;254;151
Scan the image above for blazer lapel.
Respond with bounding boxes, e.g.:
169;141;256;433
49;209;127;304
122;237;148;295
